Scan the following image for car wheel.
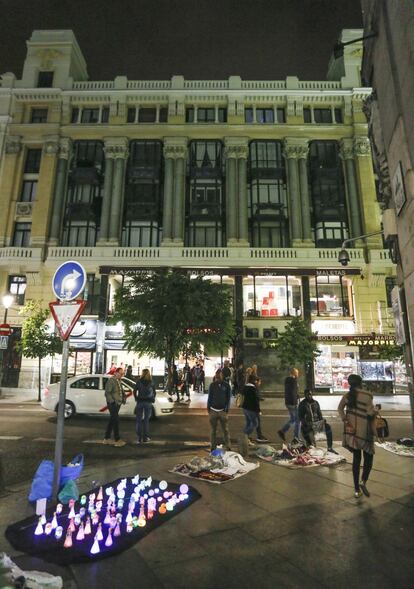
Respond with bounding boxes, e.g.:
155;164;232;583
55;400;76;419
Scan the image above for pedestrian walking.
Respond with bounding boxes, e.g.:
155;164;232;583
182;363;191;401
199;364;205;393
103;367;126;447
134;368;156;443
233;360;245;397
298;389;338;453
241;374;261;452
338;374;378;498
207;369;231;451
249;364;269;443
172;364;180;401
278;367;300;443
125;365;134;381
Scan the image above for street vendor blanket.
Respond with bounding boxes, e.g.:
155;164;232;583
256;444;346;468
170;451;259;484
375;440;414;457
5;475;200;565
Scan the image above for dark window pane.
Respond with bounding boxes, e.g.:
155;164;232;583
385;277;397;307
256;108;274;123
186;108;194;123
101;107;110;123
277;108;286;123
31;109;48;123
245;108;253;123
81;108;100;123
197;108;215;122
303;108;311;123
12;223;31;247
8;275;26;305
218;108;227;123
20;180;37;202
71;107;79;123
24;149;41;173
334;108;343;123
314;108;333;123
138;108;156;123
127;107;136;123
37;71;54;88
159;107;168;122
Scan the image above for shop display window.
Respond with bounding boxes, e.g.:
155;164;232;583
310;275;352;317
358;361;394;381
314;346;358;391
243;275;301;317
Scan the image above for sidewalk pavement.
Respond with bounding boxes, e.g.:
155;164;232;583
0;386;411;412
1;442;414;588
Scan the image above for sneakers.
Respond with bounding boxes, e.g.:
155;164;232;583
113;439;126;447
143;437;151;443
247;438;256;447
256;436;269;443
277;430;286;442
327;448;339;455
360;482;370;497
354;489;363;498
103;438;114;445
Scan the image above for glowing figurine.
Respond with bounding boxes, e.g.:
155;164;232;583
76;522;85;541
90;536;100;555
92;512;99;525
105;528;113;547
55;526;63;540
104;509;111;525
179;484;189;495
80;494;87;505
44;522;53;535
159;480;168;491
68;500;76;519
40;514;47;525
34;516;43;535
96;523;103;541
159;503;167;515
63;530;73;548
51;512;58;529
68;518;76;533
126;520;133;533
97;486;103;501
84;517;92;535
56;503;63;514
114;521;121;537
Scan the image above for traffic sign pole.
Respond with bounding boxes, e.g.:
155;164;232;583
52;337;70;501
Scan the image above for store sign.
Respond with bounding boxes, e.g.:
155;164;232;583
312;320;356;335
346;335;395;347
392;161;407;215
315;269;347;277
316;335;349;343
391;286;406;344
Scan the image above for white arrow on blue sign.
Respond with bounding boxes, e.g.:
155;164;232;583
52;261;87;301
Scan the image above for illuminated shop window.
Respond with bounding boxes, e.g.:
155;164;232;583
310;275;352;317
243;275;302;317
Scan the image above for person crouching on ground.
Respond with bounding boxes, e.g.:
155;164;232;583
241;373;261;450
338;374;378;498
298;389;338;454
134;368;156;443
103;367;126;447
207;369;231;451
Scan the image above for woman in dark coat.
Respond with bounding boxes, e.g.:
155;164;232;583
338;374;378;498
241;374;261;448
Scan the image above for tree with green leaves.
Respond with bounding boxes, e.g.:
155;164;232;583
112;270;235;392
17;301;62;402
274;317;321;386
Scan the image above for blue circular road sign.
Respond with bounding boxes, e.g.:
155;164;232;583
52;261;87;301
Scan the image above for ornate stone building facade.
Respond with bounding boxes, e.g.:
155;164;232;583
0;29;400;393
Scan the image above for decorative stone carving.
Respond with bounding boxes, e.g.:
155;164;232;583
339;138;354;160
296;144;309;159
353;136;371;157
163;144;187;160
59;137;72;160
15;202;33;217
35;48;62;69
5;135;21;155
104;138;129;160
42;137;59;156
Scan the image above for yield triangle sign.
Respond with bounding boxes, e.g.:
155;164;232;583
49;300;87;340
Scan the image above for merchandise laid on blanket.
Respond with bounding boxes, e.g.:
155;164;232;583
6;475;201;565
170;449;259;483
376;437;414;457
256;442;346;468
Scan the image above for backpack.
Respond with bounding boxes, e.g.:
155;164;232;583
136;381;154;402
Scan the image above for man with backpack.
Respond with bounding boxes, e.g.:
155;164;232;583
134;369;156;443
207;369;232;451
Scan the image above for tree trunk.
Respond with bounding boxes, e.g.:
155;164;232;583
38;356;42;402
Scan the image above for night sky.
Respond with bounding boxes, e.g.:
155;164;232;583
0;0;362;81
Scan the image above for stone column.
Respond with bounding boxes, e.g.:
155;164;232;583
225;149;237;244
340;138;363;240
48;138;72;245
31;136;60;247
107;139;129;244
161;148;174;244
172;149;186;244
0;136;23;246
237;144;249;245
97;139;116;244
95;273;109;374
297;142;314;245
353;136;382;247
283;140;302;245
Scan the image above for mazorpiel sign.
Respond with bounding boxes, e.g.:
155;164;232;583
346;335;396;347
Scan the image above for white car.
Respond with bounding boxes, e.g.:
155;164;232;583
41;375;174;420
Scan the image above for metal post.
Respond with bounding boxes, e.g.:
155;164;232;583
52;338;70;500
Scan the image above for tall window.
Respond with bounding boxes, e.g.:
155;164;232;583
243;275;302;317
83;274;100;315
122;140;163;246
37;71;54;87
30;108;48;123
8;275;27;305
309;141;348;247
62;141;104;246
248;141;288;247
20;149;42;202
12;223;31;247
185;141;224;246
310;275;352;317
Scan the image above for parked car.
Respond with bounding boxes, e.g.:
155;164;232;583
41;375;174;419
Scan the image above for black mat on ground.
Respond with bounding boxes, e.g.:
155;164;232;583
5;475;201;565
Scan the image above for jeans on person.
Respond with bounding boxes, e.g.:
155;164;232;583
256;414;265;438
281;404;300;438
105;402;121;441
243;409;259;436
350;448;374;491
209;410;231;450
136;401;153;441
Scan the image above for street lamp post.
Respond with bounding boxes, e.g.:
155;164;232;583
337;230;384;266
2;293;14;323
0;293;14;389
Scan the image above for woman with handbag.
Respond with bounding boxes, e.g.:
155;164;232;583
338;374;378;498
134;369;156;444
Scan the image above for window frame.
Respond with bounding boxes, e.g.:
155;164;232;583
12;222;31;247
37;71;54;88
30;108;48;124
8;275;27;306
